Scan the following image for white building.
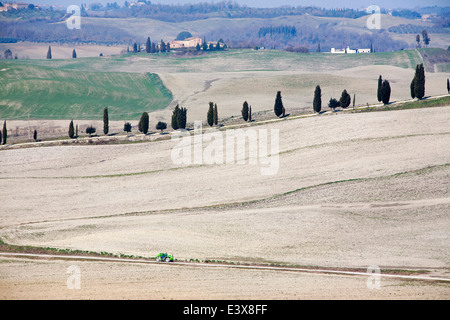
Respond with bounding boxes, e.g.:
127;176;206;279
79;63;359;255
331;46;371;54
330;48;346;54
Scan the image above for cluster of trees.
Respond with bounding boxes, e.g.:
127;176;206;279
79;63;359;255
415;30;431;48
171;104;188;130
83;2;371;22
207;102;219;127
2;48;17;59
258;25;297;39
67;106;172;140
377;76;391;105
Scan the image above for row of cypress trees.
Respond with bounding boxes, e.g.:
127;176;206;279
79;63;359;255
311;63;427;115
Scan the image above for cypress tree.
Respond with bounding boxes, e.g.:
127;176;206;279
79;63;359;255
72;49;77;58
353;93;356;109
207;102;214;127
177;107;187;129
339;89;351;109
241;101;249;121
103;107;109;135
447;78;449;93
381;80;391;105
274;91;284;117
138;112;149;134
213;103;218;125
414;63;425;100
248;106;252;122
2;120;6;144
0;129;2;145
313;85;321;113
377;75;382;102
47;46;52;59
76;124;78;138
68;120;74;139
33;129;37;141
171;105;180;130
410;77;416;99
146;37;151;53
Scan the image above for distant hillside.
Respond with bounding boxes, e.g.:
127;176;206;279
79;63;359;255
2;3;449;52
0;62;173;120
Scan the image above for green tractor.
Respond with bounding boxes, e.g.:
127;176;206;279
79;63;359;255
155;252;174;262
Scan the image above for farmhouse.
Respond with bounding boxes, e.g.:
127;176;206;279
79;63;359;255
330;46;371;54
169;37;203;49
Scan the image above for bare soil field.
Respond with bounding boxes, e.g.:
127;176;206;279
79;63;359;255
1;256;448;300
1;106;449;299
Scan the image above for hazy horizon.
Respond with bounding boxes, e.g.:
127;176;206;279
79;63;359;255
25;0;449;10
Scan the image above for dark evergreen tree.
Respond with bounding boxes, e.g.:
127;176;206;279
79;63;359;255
68;120;75;139
72;49;77;58
414;63;425;100
196;43;201;51
316;43;320;53
213;103;218;125
124;122;132;134
171;104;180;130
138;112;149;134
248;106;252;122
313;85;322;113
381;80;391;105
160;40;166;53
103;107;109;135
410;77;416;99
274;91;284;117
0;129;2;146
339;89;351;109
33;129;37;141
146;37;151;53
241;101;249;121
76;124;78;138
47;46;52;59
177;107;187;129
207;102;214;127
2;120;6;144
377;75;382;102
447;78;449;94
353;93;356;108
1;120;6;144
422;30;430;47
133;42;138;53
